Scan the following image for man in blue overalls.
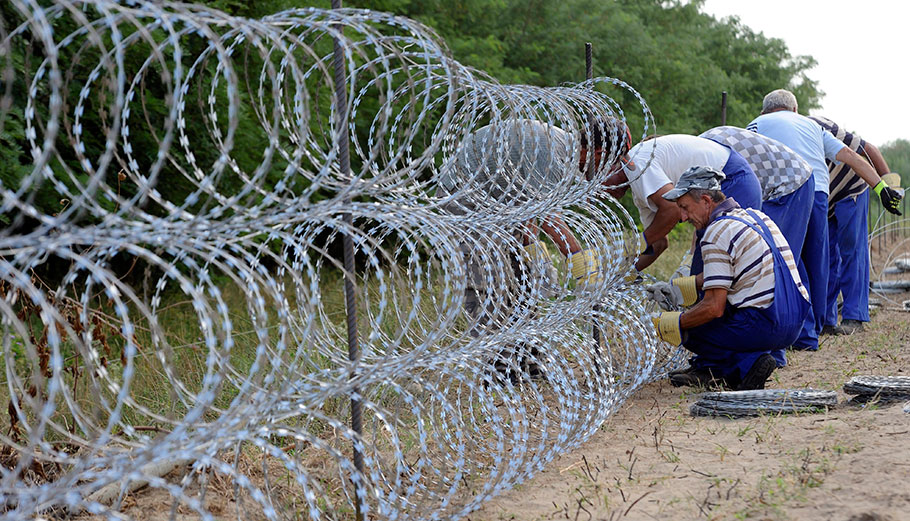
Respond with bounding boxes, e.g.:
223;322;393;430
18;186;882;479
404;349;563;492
648;166;811;390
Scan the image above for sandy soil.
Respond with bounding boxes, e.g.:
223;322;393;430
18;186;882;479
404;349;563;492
470;309;910;521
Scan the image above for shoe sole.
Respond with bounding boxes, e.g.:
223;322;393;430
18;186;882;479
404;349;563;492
736;355;777;391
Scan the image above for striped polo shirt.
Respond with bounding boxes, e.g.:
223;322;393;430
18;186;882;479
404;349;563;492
701;199;809;308
807;115;869;205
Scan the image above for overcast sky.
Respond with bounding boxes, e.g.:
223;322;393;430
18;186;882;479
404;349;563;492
700;0;908;145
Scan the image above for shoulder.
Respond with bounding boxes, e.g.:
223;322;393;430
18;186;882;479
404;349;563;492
704;210;747;243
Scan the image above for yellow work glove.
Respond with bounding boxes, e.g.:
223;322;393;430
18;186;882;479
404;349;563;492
569;249;601;291
523;240;558;296
523;240;551;264
651;311;683;346
671;275;698;307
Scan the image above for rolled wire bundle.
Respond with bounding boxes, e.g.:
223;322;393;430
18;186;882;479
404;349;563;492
0;1;683;519
843;376;910;398
690;390;838;418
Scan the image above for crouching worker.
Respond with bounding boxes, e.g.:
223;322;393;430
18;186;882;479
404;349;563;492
649;166;811;390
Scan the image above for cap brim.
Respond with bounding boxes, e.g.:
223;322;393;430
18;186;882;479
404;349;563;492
662;186;689;201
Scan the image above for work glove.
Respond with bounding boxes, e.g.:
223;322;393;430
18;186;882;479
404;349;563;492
651;311;683;345
671;275;698;306
646;275;698;311
624;268;643;284
569;249;601;292
522;240;558;296
646;281;684;311
874;178;903;216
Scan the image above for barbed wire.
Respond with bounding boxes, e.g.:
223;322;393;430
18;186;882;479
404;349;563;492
0;1;680;519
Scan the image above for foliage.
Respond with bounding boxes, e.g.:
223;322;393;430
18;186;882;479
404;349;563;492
0;0;824;234
881;139;910;176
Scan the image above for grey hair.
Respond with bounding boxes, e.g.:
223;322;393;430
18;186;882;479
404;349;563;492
761;89;798;113
687;188;725;203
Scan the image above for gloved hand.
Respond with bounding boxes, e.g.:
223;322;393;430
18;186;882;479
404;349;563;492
651;311;683;345
569;249;601;292
523;241;558;295
646;281;684;311
671;275;698;307
624;268;643;284
874;179;903;216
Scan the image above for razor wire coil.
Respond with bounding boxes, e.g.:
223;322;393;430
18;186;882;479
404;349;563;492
0;1;679;519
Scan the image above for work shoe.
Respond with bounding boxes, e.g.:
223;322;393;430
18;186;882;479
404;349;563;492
820;324;846;336
735;354;777;391
668;365;696;377
669;368;726;389
839;319;865;335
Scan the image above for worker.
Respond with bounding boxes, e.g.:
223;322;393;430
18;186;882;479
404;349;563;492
808;115;901;335
587;130;762;274
699;126;814;270
650;166;810;389
437;119;603;384
746;89;902;351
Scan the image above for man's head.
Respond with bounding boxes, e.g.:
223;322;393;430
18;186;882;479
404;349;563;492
662;166;727;230
761;89;798;114
579;118;632;184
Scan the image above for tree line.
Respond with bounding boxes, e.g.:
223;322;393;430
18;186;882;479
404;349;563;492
0;0;826;229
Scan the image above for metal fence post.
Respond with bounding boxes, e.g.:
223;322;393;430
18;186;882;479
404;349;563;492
330;1;366;519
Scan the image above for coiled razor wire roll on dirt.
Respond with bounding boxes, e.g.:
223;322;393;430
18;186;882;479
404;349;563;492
690;390;838;418
0;1;682;519
844;376;910;399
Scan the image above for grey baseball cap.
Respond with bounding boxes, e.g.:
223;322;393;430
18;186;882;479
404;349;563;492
662;165;726;201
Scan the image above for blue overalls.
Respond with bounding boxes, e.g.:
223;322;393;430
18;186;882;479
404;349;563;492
825;189;871;325
690;148;763;275
761;176;815;259
684;209;811;382
792;190;829;350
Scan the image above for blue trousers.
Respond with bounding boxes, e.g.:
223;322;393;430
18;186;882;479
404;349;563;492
686;210;807;380
793;191;830;350
825;190;871;325
762;177;814;258
691;149;763;275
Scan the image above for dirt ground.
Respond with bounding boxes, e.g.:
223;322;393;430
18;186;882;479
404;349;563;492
470;308;910;521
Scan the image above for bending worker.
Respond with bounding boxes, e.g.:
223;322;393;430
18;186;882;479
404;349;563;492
809;116;900;336
650;166;810;390
438;119;602;384
746;89;902;351
586;130;762;274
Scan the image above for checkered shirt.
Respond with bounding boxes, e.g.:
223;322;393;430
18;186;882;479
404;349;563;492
700;126;812;200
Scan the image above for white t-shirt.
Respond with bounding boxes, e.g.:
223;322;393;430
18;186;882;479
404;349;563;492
625;135;730;227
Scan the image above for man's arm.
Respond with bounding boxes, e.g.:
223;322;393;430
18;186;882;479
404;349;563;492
835;146;884;188
679;287;726;329
636;183;682;271
863;142;891;175
540;215;582;257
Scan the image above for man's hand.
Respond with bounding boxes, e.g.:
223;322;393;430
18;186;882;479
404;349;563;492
646;282;684;311
569;249;601;292
671;275;698;306
523;241;558;295
874;180;903;215
651;311;683;345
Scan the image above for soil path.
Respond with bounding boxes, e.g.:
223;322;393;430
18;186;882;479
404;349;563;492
471;310;910;521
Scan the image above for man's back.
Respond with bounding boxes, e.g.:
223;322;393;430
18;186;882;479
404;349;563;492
747;111;844;194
